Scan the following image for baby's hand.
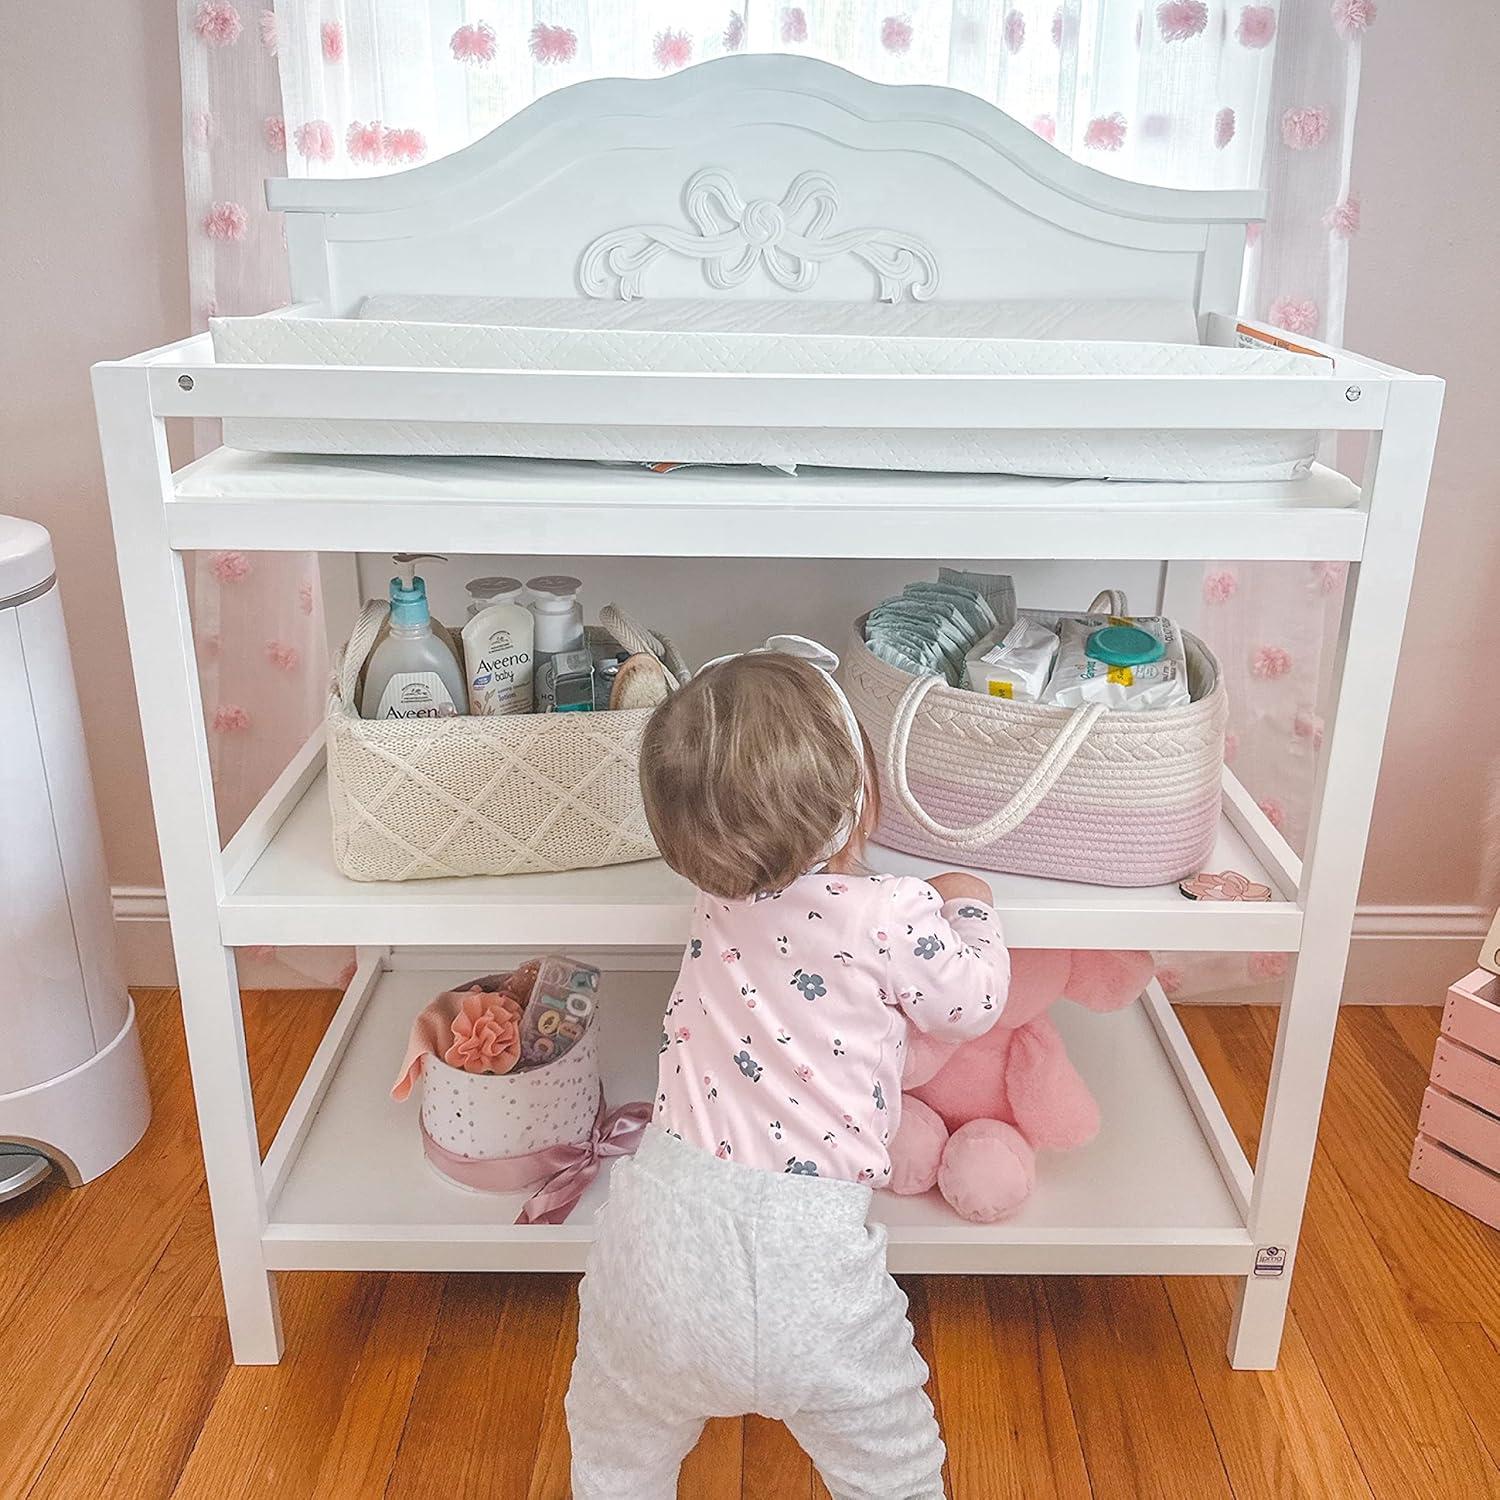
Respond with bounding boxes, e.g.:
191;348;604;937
927;871;994;907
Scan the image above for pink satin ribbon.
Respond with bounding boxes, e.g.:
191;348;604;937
421;1097;653;1225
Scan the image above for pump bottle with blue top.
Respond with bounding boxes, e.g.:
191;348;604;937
359;554;468;719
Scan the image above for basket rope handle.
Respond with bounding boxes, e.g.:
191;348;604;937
885;673;1106;849
336;599;391;709
599;603;689;692
877;589;1128;849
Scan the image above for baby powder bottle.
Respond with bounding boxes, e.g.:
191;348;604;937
528;575;586;679
462;578;534;716
359;558;468;719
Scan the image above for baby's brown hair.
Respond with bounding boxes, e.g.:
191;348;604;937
640;654;873;901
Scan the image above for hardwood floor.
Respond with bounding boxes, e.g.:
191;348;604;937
3;990;1497;1498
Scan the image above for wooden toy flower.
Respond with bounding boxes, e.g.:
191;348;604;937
445;990;523;1075
1178;870;1273;902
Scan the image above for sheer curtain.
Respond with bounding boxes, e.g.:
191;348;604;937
180;0;1375;989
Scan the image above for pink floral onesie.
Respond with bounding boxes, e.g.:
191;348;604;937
654;872;1010;1184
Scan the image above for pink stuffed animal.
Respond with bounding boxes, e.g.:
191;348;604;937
887;948;1153;1222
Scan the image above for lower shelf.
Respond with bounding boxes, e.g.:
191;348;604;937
261;966;1255;1275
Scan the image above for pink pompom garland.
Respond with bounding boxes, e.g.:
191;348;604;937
1281;106;1330;151
1251;644;1293;680
1331;0;1376;38
1324;194;1361;237
346;121;384;164
294;119;336;162
1083;113;1127;151
653;28;694;69
451;21;498;63
1235;4;1276;47
1157;1;1207;42
383;127;427;163
530;22;579;63
1202;569;1238;604
1268;296;1319;335
194;1;243;48
881;15;914;52
203;202;248;242
213;705;252;734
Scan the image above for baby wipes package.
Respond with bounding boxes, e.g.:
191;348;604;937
965;618;1060;701
1042;614;1191;711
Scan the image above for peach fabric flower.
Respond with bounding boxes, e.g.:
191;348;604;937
1179;870;1273;902
445;990;523;1075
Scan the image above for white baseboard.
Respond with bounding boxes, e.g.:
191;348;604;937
1341;905;1492;1005
113;889;1492;1003
112;886;175;987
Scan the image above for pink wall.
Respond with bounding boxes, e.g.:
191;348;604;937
1345;0;1500;916
1;3;1494;984
0;3;188;891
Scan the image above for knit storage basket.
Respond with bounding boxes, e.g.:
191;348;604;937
842;594;1227;887
421;1027;602;1188
327;602;687;881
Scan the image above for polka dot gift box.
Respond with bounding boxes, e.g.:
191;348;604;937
391;963;649;1222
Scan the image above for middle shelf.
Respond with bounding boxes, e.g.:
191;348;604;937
219;742;1304;952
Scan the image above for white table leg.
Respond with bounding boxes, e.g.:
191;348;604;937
1230;381;1443;1369
93;366;283;1363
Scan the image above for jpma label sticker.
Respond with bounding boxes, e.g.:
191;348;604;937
1253;1246;1287;1278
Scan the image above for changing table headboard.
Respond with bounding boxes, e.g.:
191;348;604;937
266;54;1263;328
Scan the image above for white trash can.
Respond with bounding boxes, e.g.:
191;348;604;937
0;516;149;1196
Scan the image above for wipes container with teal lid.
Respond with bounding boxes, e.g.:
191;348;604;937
1085;623;1165;667
359;554;468;719
1043;613;1191;711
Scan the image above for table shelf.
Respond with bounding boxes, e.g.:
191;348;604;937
261;963;1252;1276
169;449;1368;562
219;745;1304;954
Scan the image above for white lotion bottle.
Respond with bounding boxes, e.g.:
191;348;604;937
360;557;468;719
462;577;534;715
528;574;586;678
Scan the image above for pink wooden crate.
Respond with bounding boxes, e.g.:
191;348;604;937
1428;1035;1500;1108
1441;968;1500;1063
1418;1087;1500;1176
1408;968;1500;1230
1409;1136;1500;1233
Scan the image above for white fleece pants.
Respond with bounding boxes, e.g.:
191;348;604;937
566;1128;946;1500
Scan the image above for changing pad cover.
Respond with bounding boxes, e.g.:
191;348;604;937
210;297;1323;481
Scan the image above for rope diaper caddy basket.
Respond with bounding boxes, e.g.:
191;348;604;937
327;602;688;881
841;592;1228;887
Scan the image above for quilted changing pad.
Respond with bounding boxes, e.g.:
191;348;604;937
209;297;1323;482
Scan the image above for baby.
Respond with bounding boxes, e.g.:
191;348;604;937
566;642;1009;1499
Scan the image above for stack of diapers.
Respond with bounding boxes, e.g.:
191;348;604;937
864;569;1016;684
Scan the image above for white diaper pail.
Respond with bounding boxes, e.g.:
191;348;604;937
0;517;150;1198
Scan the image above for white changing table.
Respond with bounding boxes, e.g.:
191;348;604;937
92;57;1442;1371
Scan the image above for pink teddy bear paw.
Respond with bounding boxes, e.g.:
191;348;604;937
887;1095;948;1196
937;1119;1036;1222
